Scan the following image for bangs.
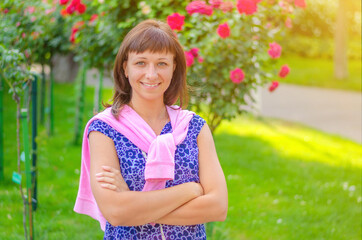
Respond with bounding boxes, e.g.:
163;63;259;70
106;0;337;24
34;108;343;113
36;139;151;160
127;27;176;55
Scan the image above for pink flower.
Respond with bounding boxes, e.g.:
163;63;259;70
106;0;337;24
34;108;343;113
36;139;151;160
45;7;56;15
268;42;282;59
209;0;223;8
185;51;195;67
294;0;306;8
230;68;245;84
217;23;230;38
186;1;213;16
90;14;98;22
59;0;69;5
3;8;9;14
16;22;21;27
25;6;35;14
278;64;290;78
167;13;185;31
190;48;199;58
76;2;86;14
219;1;234;12
198;57;204;63
285;17;292;28
237;0;258;15
30;16;36;22
22;33;26;38
268;81;279;92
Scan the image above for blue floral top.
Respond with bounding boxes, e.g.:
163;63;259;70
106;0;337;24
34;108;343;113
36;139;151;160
88;114;207;240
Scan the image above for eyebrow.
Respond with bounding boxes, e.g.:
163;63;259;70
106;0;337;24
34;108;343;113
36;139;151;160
134;57;171;60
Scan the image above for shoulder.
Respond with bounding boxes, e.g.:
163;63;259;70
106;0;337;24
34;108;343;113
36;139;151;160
88;119;115;140
187;114;207;139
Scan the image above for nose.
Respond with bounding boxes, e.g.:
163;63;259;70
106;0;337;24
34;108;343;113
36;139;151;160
145;64;158;80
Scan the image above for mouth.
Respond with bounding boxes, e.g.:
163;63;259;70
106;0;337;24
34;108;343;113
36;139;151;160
141;82;161;88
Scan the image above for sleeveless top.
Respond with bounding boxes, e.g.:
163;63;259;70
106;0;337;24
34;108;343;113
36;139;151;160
88;115;207;240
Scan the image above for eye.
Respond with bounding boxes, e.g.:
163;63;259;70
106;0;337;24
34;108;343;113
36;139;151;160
135;61;145;66
158;62;168;66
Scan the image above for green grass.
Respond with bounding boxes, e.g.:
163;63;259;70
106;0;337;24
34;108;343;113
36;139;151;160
1;82;361;239
275;55;361;92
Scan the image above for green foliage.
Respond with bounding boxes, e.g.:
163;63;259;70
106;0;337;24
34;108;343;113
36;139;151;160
0;44;32;96
289;0;361;39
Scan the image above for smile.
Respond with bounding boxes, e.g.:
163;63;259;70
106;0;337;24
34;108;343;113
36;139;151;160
141;82;160;87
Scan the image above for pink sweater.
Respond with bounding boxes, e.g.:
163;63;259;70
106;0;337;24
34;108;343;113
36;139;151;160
74;105;194;230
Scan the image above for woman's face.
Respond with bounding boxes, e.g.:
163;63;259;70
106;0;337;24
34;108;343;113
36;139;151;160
123;50;176;104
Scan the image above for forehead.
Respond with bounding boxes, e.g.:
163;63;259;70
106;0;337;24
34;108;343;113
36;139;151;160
128;50;174;60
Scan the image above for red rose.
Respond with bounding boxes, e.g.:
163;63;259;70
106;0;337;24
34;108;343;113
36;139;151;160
90;14;98;22
3;8;9;14
217;23;230;39
237;0;258;15
198;57;204;63
186;1;213;16
278;64;290;78
185;51;195;67
167;13;185;31
268;81;279;92
71;0;81;5
209;0;223;8
294;0;306;8
268;42;282;59
190;48;199;58
59;0;69;5
219;1;234;12
66;4;76;14
230;68;245;84
70;33;76;43
76;2;86;14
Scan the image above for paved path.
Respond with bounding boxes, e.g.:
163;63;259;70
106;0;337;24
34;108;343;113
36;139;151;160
261;84;362;144
85;69;362;144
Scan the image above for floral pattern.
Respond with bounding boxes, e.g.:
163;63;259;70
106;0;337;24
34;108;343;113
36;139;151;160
88;115;207;240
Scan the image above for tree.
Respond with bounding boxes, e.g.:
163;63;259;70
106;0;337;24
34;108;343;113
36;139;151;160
334;0;348;79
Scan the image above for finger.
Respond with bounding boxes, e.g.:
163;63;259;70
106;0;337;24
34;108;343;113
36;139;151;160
101;165;112;171
102;165;122;174
100;183;117;190
96;176;116;184
96;171;115;178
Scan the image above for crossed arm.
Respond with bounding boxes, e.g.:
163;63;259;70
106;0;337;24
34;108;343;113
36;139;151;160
89;123;228;227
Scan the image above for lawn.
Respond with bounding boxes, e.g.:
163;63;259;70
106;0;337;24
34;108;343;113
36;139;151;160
275;55;361;92
0;82;361;239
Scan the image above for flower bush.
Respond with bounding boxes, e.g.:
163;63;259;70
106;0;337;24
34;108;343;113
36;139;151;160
171;0;303;131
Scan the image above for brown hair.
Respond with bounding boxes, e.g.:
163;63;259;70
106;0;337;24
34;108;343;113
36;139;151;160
104;19;188;117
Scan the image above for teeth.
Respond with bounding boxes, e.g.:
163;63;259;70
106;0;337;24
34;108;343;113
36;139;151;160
143;83;159;87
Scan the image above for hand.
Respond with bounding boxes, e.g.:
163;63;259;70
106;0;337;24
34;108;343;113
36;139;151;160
95;166;130;192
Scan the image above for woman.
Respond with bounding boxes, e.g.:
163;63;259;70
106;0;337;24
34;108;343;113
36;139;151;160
74;19;228;239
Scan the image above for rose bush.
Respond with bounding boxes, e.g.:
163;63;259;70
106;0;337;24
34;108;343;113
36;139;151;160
172;0;302;131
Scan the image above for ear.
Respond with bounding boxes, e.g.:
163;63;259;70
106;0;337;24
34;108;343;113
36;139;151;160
123;61;128;78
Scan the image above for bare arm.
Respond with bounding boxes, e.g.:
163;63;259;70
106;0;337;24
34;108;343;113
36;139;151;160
154;123;228;225
89;131;203;226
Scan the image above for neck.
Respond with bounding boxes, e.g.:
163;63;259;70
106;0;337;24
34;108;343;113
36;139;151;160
129;97;169;123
